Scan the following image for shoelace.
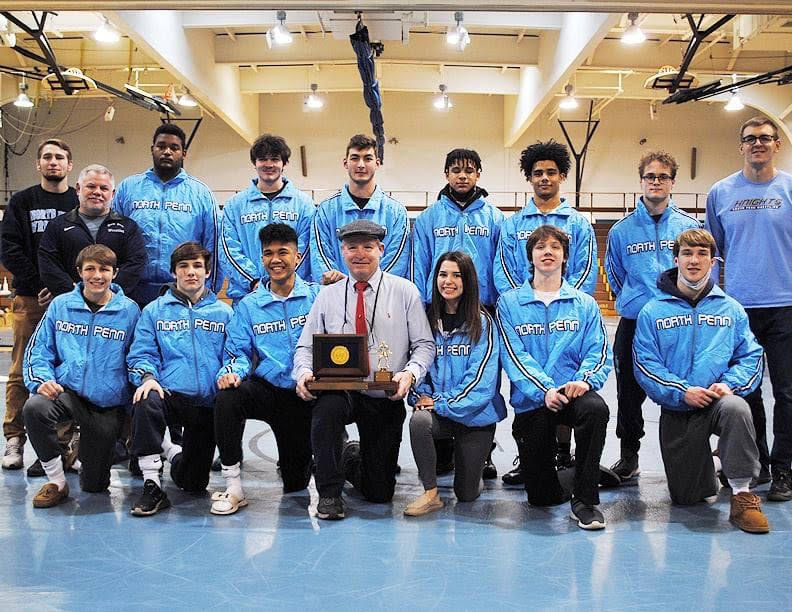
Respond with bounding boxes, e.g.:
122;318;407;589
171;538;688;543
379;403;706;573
735;493;761;511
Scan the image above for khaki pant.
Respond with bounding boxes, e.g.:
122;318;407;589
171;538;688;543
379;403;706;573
4;295;71;446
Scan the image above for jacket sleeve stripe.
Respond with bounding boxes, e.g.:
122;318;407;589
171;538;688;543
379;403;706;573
732;353;764;395
499;241;518;289
220;219;256;282
24;314;49;385
494;307;550;393
574;231;594;290
632;344;687;394
582;317;609;383
382;219;409;273
604;237;623;292
313;214;334;271
449;313;494;405
211;203;220;283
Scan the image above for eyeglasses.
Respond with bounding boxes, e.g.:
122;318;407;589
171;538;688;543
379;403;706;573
741;134;777;145
641;173;673;183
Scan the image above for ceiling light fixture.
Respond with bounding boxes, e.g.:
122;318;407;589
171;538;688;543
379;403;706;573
266;10;293;48
622;12;646;45
14;78;34;108
724;75;744;111
446;11;470;52
178;89;198;108
559;84;578;110
305;83;324;110
0;15;16;47
433;84;453;110
94;17;120;44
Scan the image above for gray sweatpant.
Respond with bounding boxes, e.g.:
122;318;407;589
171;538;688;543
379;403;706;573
409;410;495;502
659;394;760;505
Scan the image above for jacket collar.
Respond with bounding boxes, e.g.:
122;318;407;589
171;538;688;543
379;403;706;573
437;192;486;213
144;168;187;186
161;284;216;308
634;197;678;224
520;197;572;218
66;206;122;224
339;184;384;212
67;282;127;311
244;176;296;202
253;274;312;306
516;278;575;305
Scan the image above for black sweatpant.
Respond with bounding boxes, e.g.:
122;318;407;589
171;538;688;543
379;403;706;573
23;389;123;493
312;391;405;502
129;392;215;492
512;390;609;507
613;317;647;455
745;306;792;474
215;377;313;493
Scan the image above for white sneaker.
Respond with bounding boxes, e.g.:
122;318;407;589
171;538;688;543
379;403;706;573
2;437;23;470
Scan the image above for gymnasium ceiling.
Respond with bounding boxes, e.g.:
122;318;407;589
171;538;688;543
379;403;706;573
1;3;791;145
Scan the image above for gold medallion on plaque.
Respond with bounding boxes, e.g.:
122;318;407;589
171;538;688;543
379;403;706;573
330;345;350;365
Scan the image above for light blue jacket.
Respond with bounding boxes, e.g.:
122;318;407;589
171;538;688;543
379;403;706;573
633;278;763;412
494;198;597;296
605;199;700;319
219;277;321;389
24;283;140;408
411;194;504;307
220;178;315;300
113;168;220;291
495;280;612;413
127;287;233;406
311;185;410;279
409;311;506;427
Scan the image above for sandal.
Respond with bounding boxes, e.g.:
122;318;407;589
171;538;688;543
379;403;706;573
210;491;248;515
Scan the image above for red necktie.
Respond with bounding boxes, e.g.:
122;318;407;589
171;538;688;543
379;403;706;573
354;281;368;336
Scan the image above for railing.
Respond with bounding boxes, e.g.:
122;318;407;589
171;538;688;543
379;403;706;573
1;188;709;221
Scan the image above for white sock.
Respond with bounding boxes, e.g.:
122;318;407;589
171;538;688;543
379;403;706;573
221;462;243;499
139;454;162;487
728;477;751;495
161;437;182;463
41;456;66;491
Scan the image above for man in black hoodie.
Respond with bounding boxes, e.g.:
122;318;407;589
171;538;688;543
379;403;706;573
37;164;146;306
1;139;77;471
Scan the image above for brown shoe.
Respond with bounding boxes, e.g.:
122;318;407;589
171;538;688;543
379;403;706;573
403;491;443;517
32;482;69;508
730;492;770;533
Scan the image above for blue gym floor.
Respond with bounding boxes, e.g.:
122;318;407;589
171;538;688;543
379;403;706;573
1;318;790;610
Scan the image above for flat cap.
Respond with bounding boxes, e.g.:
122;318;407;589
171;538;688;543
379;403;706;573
336;219;386;241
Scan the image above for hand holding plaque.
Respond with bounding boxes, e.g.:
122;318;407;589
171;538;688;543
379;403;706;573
306;334;398;393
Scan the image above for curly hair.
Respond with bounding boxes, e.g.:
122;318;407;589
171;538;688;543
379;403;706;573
518;140;571;180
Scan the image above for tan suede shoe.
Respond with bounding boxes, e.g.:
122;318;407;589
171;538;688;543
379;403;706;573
33;482;69;508
404;491;443;517
730;492;770;533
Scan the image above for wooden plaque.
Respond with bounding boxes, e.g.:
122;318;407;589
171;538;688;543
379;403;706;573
312;333;370;378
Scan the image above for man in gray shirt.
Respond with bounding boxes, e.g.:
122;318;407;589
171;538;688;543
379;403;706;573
295;220;434;520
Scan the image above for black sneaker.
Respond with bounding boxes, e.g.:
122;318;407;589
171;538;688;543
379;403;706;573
26;458;45;478
768;469;792;502
502;456;524;486
569;498;606;530
130;479;171;516
482;443;497;480
316;496;345;520
753;465;772;487
610;453;640;481
556;451;575;471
